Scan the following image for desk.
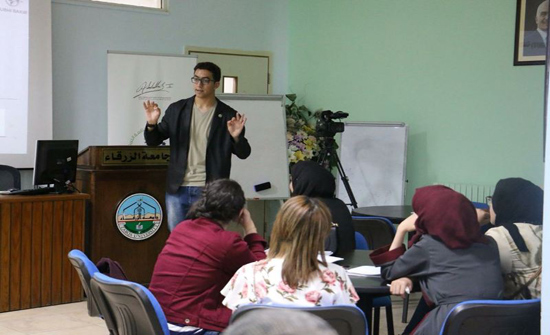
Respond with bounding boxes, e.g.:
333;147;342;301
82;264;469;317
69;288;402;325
338;249;388;295
337;249;390;335
352;205;413;224
0;193;89;312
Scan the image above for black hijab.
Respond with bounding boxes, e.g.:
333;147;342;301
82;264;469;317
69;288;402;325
290;161;335;198
492;178;543;252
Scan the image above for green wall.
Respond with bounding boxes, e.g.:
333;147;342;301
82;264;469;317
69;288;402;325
289;0;546;203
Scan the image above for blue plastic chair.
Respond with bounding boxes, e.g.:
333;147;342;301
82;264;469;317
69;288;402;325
471;201;489;210
230;304;369;335
352;216;396;251
355;232;369;250
439;299;541;335
68;249;118;335
90;272;170;335
68;249;101;317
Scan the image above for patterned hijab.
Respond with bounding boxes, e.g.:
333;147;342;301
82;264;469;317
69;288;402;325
492;178;543;252
291;161;335;198
409;185;488;249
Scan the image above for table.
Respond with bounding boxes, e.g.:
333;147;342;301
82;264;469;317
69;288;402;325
337;249;388;295
0;193;89;312
337;250;390;334
352;205;413;224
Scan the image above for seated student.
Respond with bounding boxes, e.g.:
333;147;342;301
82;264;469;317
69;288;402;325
223;309;338;335
485;177;543;299
290;160;355;255
148;179;267;335
221;196;359;309
370;185;503;335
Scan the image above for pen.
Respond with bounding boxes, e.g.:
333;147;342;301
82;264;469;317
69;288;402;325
386;284;411;322
402;290;410;323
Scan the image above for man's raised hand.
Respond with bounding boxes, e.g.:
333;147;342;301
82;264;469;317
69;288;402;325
227;113;247;140
144;100;161;125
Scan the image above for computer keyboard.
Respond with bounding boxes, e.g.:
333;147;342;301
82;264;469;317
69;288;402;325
1;187;55;196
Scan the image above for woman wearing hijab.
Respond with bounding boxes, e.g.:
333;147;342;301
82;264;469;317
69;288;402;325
485;177;543;299
370;185;503;335
290;161;355;255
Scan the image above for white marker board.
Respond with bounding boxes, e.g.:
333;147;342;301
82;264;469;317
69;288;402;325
337;122;408;206
219;94;290;199
107;52;196;145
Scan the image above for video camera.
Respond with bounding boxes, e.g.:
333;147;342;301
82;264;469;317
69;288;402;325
316;110;349;137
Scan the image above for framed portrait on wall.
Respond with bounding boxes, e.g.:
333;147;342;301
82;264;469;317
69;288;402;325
514;0;548;65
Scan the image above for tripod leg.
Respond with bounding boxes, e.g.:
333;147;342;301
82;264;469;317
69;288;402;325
333;151;358;209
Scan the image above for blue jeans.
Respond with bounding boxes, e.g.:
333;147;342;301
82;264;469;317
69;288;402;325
169;329;219;335
165;186;203;231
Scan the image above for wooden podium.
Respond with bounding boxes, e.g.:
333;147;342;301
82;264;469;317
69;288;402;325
77;146;170;284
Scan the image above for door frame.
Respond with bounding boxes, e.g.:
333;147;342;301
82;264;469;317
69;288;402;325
185;46;272;94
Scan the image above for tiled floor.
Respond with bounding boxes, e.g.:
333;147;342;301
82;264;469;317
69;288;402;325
0;293;421;335
0;302;108;335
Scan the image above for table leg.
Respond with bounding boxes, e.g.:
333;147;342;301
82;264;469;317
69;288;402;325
357;296;373;335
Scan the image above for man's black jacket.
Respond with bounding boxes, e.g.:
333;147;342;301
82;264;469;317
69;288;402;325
144;96;251;194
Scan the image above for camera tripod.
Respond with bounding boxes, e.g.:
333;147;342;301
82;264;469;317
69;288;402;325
317;137;358;209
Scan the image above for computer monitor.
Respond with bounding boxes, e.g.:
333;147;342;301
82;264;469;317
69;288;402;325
33;140;79;188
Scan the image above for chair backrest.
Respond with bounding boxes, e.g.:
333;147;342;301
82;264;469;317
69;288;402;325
229;304;368;335
354;232;369;250
439;299;541;335
90;272;169;335
352;216;396;250
0;164;21;190
67;249;101;317
68;250;119;335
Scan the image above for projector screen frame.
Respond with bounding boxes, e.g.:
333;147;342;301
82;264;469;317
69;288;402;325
0;0;53;168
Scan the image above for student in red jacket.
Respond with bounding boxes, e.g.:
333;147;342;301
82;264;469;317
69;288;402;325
149;179;267;335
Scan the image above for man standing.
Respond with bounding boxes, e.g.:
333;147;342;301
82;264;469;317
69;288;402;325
144;62;251;231
523;0;548;56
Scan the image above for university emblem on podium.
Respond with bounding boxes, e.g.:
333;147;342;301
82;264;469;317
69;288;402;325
115;193;163;240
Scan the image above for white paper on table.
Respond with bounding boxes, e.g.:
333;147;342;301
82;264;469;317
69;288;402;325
346;265;381;276
320;254;344;263
318;251;343;263
265;250;344;263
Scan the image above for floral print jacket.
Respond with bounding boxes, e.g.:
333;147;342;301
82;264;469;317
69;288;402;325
221;257;359;310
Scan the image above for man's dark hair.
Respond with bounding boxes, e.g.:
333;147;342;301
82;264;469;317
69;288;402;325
187;179;245;223
194;62;221;82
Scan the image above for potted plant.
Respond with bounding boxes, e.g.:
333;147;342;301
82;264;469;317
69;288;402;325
285;94;319;169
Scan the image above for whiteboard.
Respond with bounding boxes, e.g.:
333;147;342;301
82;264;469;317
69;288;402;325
107;52;196;145
219;94;290;200
337;122;408;207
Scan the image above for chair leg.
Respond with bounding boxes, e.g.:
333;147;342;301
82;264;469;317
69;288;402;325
373;307;380;335
357;297;373;335
385;305;395;335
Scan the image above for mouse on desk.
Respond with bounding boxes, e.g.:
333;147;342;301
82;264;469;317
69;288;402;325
8;188;20;192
